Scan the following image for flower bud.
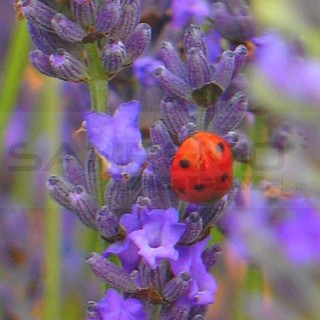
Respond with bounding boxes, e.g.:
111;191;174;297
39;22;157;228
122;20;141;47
105;177;141;216
233;44;248;77
125;23;151;64
154;66;191;101
111;0;141;40
87;253;137;292
96;206;120;240
184;25;208;57
209;91;247;135
142;167;178;210
186;48;211;89
69;186;98;228
96;0;121;33
85;147;99;204
160;95;193;136
49;49;88;82
70;0;97;29
46;175;74;210
148;144;171;185
179;212;203;244
213;50;235;90
138;259;153;288
63;154;87;189
159;42;187;81
30;50;57;78
101;38;127;74
51;13;86;43
202;244;222;271
149;120;177;159
21;0;57;32
162;272;191;302
28;22;71;54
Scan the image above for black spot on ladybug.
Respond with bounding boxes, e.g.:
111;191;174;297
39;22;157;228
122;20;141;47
178;188;185;194
179;159;191;168
221;173;228;182
194;184;205;191
217;142;225;152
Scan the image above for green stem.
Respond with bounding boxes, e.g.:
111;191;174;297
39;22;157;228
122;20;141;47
42;78;62;320
86;43;109;113
85;43;110;208
0;19;30;152
196;106;207;131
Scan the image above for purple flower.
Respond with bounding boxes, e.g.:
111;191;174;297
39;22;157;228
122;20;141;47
254;32;320;105
91;288;147;320
171;0;210;29
128;207;186;269
276;196;320;265
85;101;147;179
133;56;162;88
170;237;218;305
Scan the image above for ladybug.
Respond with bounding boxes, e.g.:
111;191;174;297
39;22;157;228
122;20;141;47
171;132;233;203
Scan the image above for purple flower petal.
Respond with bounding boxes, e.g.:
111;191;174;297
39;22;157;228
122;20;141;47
128;207;186;269
85;101;147;179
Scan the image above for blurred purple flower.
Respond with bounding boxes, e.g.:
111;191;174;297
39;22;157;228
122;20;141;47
276;196;320;264
92;288;147;320
224;187;320;265
171;0;210;29
85;101;147;179
133;56;162;88
254;32;320;105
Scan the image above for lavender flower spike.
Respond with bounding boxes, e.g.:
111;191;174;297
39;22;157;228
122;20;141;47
85;101;147;179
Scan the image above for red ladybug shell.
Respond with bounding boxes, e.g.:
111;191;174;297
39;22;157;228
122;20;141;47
171;132;233;203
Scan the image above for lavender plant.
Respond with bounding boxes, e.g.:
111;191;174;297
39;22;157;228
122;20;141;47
17;0;255;319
